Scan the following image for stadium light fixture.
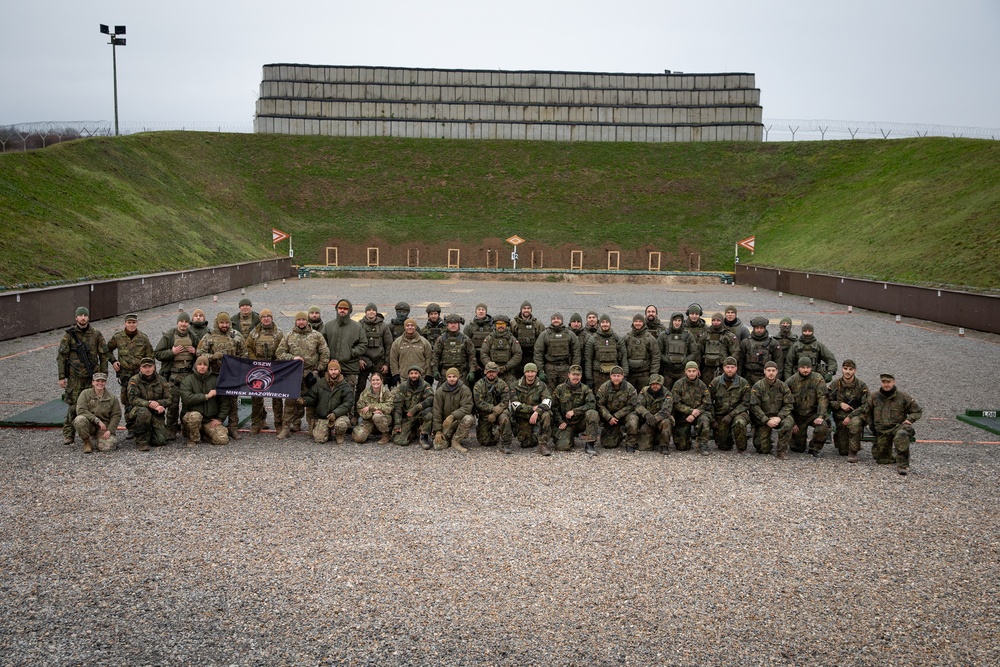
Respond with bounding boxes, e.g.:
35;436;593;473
99;24;127;135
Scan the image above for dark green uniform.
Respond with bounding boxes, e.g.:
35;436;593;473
749;377;794;455
624;324;659;391
510;376;552;449
584;329;626;389
698;325;739;385
784;333;837;382
551;379;599;451
708;373;751;452
739;331;782;386
657;322;699;389
432;331;476;380
534;324;581;391
671;376;712;453
480;329;523;387
108;328;153;430
596;379;639;449
828;376;870;457
392;377;434;446
786;370;831;454
635;385;674;452
865;387;921;469
473;376;513;450
127;370;172;449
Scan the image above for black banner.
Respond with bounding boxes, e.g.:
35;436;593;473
217;355;303;399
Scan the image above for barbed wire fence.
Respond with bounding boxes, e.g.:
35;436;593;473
1;118;997;152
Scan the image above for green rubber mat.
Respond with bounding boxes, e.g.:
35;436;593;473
957;410;1000;436
1;398;255;428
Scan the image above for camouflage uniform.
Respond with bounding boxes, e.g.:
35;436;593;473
246;320;285;432
584;326;626;390
303;374;355;444
463;310;495;371
73;386;122;452
154;325;199;435
786;370;831;454
107;326;153;430
739;330;782;386
432;380;476;450
359;309;393;391
749;377;794;455
533;322;581;392
197;315;247;435
432;329;476;380
657;318;699;389
57;323;110;443
865;386;921;470
828;375;870;457
623;322;660;391
392;376;434;446
510;376;553;450
671;376;712;453
127;369;172;450
421;313;447;348
551;379;599;451
635;383;674;452
510;309;542;378
708;373;751;452
179;368;229;446
480;325;523;387
698;324;739;385
353;384;395;443
236;310;260;339
276;323;330;433
596;379;639;450
784;332;837;382
473;376;514;450
774;319;798;381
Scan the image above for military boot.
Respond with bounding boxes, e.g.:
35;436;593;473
625;437;637;454
539;440;553;456
136;440;150;452
659;444;670;455
250;423;262;436
698;440;711;456
585;441;597;456
451;437;468;453
419;433;432;450
502;442;514;455
228;424;242;441
276;426;290;440
81;437;93;454
776;450;788;460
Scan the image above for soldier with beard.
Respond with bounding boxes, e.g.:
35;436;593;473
432;314;477;384
552;365;599;455
644;305;664;337
635;374;673;454
303;360;355;445
432;368;476;453
786;357;831;456
828;359;870;461
510;363;553;456
388;302;411;341
534;312;581;392
709;357;751;453
658;312;699;390
359;303;392;392
127;358;172;452
723;305;750;343
246;308;284;434
479;315;522;387
624;314;660;391
584;314;626;390
323;299;367;405
749;361;794;458
179;355;229;447
671;361;712;455
57;306;110;446
774;317;797;380
511;301;542;379
307;306;324;332
739;316;782;386
197;312;247;441
864;372;921;475
683;303;707;338
463;303;494;381
108;313;153;439
698;313;739;385
473;362;514;454
597;366;639;452
189;309;210;345
276;312;330;438
784;323;837;382
393;365;434;448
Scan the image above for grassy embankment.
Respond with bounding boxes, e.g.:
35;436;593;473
0;132;997;289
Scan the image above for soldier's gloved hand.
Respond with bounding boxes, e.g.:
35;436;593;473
442;415;455;431
487;413;497;424
497;366;506;374
433;432;445;447
391;374;400;386
467;371;476;384
645;412;658;427
538;371;548;383
296;398;305;406
492;404;506;416
434;370;441;382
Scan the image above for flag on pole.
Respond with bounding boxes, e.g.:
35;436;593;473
272;228;290;246
737;236;756;253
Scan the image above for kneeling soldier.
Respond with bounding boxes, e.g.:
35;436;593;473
473;362;514;454
636;374;674;454
597;365;640;451
433;367;476;452
393;365;434;448
73;372;121;453
179;355;229;447
827;359;870;461
671;361;712;455
510;363;554;455
749;361;794;458
353;372;394;444
864;372;921;475
303;360;354;444
786;356;831;456
709;357;751;453
127;357;172;452
552;364;599;454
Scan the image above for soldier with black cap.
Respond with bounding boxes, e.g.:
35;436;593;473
57;306;110;446
392;365;434;448
786;356;831;456
625;313;659;391
73;371;121;454
127;357;172;452
359;302;392;392
552;364;599;455
307;306;324;332
635;373;673;454
658;312;699;390
864;372;921;475
323;299;367;405
236;298;260;338
698;312;739;385
774;317;797;381
421;303;446;346
432;314;476;384
827;359;870;461
153;312;198;440
108;312;153;438
784;322;837;382
511;301;542;379
389;302;411;340
596;365;640;452
644;305;664;337
722;305;750;343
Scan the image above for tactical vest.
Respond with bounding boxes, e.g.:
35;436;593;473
515;320;539;349
489;335;513;364
440;335;468;368
665;334;687;364
626;333;648;361
797;340;821;367
703;332;725;366
252;326;279;360
469;320;492;348
390;320;406;340
172;332;195;371
423;321;445;345
595;336;619;372
744;337;772;372
545;331;571;362
363;321;385;358
238;315;255;338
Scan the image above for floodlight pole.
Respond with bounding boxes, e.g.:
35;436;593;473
100;24;126;136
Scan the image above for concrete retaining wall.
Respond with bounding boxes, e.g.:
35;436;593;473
255;65;763;143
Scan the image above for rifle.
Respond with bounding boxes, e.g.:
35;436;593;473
68;327;96;378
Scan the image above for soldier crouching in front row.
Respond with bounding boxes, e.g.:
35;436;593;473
433;367;476;452
510;363;553;456
353;372;394;444
179;355;229;447
302;360;354;444
73;372;121;453
865;372;922;475
393;365;435;448
635;374;673;454
127;357;172;452
552;364;599;455
473;362;514;454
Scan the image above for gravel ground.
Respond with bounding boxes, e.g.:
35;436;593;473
1;277;998;666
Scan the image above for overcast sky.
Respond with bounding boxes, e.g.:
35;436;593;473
2;0;998;131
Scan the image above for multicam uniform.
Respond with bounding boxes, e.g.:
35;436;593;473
107;327;153;431
353;384;395;443
197;318;247;435
57;324;110;443
154;326;199;435
127;369;172;450
246;321;285;432
510;377;553;449
275;323;330;433
392;376;434;446
73;386;122;451
708;373;752;452
179;367;229;446
551;379;599;451
749;376;794;455
480;324;523;387
596;379;639;449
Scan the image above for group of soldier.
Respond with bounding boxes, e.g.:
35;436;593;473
57;298;921;474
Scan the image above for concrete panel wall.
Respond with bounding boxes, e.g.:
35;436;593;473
256;65;763;144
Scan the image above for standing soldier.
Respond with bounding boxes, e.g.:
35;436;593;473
73;372;121;454
473;362;514;454
774;317;797;380
153;312;198;440
389;318;433;386
323;299;367;404
307;306;324;333
671;361;712;455
683;303;708;338
786;357;831;456
635;374;673;454
709;357;752;454
624;313;660;391
235;298;260;339
392;365;434;448
568;313;588;348
510;363;554;456
421;303;446;346
784;323;837;382
596;365;640;452
127;358;172;452
197;312;247;441
388;302;411;341
644;305;664;337
698;313;739;385
302;360;354;444
739;316;782;386
511;301;542;379
583;311;600;341
749;361;794;458
722;305;750;343
245;308;284;434
190;309;211;344
57;306;109;446
359;303;393;392
479;315;523;388
551;364;599;455
828;359;870;461
432;314;477;384
658;312;699;390
276;311;330;439
432;368;476;452
584;314;626;390
864;372;921;475
353;372;394;444
463;303;494;381
534;312;581;392
108;313;153;439
179;355;229;447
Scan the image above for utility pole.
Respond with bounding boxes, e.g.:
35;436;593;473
99;24;127;136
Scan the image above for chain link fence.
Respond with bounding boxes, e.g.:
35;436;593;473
0;120;253;152
763;119;1000;142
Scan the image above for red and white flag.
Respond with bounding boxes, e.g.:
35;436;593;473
737;236;756;253
272;228;290;246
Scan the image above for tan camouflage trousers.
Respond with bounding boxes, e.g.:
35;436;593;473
352;413;392;442
312;415;351;443
62;376;93;440
72;416;116;452
182;411;229;446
